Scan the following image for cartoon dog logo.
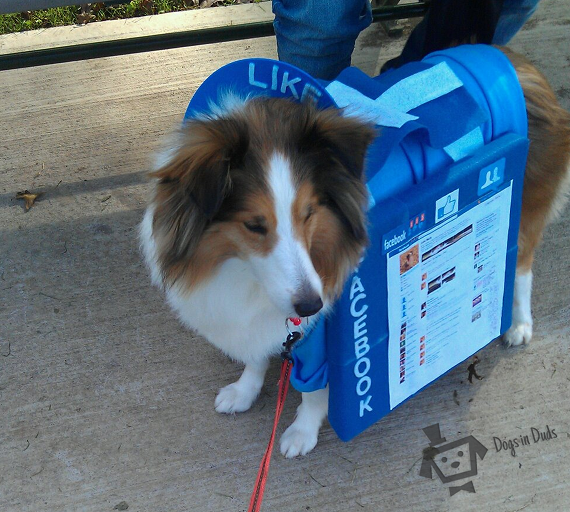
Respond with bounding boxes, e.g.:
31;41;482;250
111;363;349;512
420;423;488;496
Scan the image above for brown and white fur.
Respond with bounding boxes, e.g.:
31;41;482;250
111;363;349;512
140;48;570;457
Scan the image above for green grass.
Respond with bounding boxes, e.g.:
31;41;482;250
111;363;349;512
0;1;241;35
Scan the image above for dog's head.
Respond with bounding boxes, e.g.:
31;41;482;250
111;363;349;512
150;96;375;317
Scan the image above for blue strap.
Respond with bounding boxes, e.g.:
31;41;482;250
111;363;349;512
325;62;464;129
329;63;488;177
290;317;329;392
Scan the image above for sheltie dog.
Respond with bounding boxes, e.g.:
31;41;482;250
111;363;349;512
140;48;570;457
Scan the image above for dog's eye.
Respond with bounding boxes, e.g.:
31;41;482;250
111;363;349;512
244;221;268;235
305;206;315;223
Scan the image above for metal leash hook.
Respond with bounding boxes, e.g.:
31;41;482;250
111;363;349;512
286;316;302;332
282;317;303;361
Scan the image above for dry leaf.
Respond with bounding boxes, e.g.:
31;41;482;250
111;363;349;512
200;0;223;7
77;4;95;24
16;190;43;211
77;12;95;24
140;0;155;13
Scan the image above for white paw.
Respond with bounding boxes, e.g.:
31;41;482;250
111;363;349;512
214;382;257;414
503;322;533;347
280;423;318;458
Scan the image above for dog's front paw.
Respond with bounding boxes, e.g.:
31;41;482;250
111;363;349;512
503;322;533;347
215;382;258;414
280;388;328;457
280;422;318;458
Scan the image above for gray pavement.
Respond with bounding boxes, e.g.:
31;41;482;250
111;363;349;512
1;1;569;511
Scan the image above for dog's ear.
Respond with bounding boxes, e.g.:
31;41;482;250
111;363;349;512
152;117;249;217
305;108;377;180
151;117;249;280
304;109;376;244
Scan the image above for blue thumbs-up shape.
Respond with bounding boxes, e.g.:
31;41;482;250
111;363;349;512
436;190;459;222
438;195;456;219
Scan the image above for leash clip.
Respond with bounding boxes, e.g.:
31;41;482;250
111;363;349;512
282;318;303;362
281;331;302;362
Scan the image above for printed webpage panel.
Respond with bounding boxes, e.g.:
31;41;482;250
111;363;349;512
387;183;513;409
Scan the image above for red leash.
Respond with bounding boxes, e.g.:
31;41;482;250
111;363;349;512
247;359;293;512
247;321;302;512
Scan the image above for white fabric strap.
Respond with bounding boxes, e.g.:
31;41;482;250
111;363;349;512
443;127;484;162
326;81;419;128
325;61;463;129
367;188;376;210
375;61;463;112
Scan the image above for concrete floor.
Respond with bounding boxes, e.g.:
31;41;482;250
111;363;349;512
1;1;570;511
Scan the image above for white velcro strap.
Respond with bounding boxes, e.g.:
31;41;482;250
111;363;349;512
375;62;463;113
326;80;419;128
444;127;484;162
325;61;463;129
367;187;376;210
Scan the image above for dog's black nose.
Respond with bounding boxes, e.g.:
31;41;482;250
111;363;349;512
293;296;323;318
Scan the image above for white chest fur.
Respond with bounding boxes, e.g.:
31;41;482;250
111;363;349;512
165;258;288;363
140;207;286;364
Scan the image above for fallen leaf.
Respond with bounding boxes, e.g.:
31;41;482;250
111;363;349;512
16;190;43;211
76;12;95;24
77;5;95;24
200;0;223;7
140;0;155;13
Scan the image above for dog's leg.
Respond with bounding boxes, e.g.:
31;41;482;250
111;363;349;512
503;160;568;347
503;140;570;347
215;360;269;414
501;48;570;346
503;192;543;347
504;268;533;346
280;387;328;458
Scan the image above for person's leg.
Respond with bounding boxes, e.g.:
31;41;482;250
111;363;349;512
381;0;504;72
492;0;541;44
273;0;372;80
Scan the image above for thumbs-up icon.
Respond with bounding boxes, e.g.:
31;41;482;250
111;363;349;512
437;195;456;219
435;190;459;222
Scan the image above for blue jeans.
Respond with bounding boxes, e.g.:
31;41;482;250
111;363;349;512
273;0;541;79
492;0;540;44
272;0;372;80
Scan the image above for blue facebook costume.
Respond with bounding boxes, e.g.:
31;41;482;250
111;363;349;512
185;45;529;440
